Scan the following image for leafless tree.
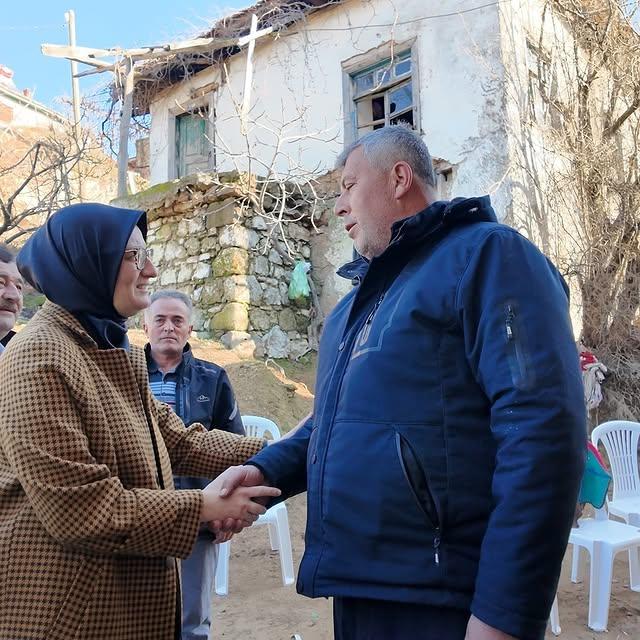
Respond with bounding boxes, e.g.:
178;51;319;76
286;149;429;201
502;0;640;420
0;102;117;244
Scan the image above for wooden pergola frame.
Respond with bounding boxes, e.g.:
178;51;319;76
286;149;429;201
41;15;273;198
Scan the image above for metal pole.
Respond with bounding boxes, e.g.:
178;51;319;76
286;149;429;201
65;9;83;200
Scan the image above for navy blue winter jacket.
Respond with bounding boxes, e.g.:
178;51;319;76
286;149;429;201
249;196;585;640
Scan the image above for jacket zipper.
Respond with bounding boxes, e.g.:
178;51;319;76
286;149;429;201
318;290;386;513
312;294;385;588
357;293;385;346
505;303;530;388
311;222;446;590
183;381;191;424
175;375;182;418
506;304;515;341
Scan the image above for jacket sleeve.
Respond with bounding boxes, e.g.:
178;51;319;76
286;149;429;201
0;357;202;560
153;398;262;477
246;414;313;500
212;369;245;435
457;229;586;640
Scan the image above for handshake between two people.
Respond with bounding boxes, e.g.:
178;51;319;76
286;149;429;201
200;465;275;540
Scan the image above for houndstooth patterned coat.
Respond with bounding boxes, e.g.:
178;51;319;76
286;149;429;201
0;302;265;640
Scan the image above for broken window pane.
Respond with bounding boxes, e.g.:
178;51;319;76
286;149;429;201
371;95;385;121
390;110;414;127
389;83;412;114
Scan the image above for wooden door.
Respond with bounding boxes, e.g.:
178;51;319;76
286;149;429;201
176;110;210;177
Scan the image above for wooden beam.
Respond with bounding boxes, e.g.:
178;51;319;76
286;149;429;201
237;25;273;47
191;81;219;99
43;36;238;65
67;55;113;69
41;43;113;59
74;64;117;79
241;14;260;135
117;58;135;198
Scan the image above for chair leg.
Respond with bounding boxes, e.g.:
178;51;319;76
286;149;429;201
214;540;230;596
549;594;561;636
275;505;295;586
587;542;614;632
629;546;640;592
571;544;584;583
268;521;280;551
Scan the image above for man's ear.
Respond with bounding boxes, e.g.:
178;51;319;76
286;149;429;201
392;161;413;199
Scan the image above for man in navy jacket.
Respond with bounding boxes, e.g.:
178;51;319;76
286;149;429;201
217;126;585;640
143;289;244;640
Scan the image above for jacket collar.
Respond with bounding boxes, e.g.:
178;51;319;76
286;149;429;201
337;196;497;282
144;342;193;376
0;330;16;347
38;301;99;349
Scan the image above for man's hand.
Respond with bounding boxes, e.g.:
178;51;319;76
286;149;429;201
199;470;279;529
465;615;518;640
208;465;270;532
217;464;266;497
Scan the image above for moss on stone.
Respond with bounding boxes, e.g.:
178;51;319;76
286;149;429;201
212;248;249;277
212;302;249;331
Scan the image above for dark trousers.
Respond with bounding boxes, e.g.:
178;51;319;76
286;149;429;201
333;597;470;640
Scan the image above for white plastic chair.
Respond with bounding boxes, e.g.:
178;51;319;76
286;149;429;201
591;420;640;526
214;415;295;596
549;594;561;635
569;502;640;631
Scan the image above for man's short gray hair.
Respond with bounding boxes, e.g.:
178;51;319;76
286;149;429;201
336;125;436;188
0;242;16;264
147;289;193;317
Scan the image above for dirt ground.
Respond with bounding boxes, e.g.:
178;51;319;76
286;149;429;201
130;332;640;640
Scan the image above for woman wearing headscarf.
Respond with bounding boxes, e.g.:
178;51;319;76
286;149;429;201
0;203;279;640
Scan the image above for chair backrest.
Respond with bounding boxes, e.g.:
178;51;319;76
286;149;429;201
591;420;640;501
242;415;281;441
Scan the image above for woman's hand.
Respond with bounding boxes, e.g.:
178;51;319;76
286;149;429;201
200;475;280;529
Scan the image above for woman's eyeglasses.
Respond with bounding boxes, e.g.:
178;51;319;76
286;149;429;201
124;247;153;270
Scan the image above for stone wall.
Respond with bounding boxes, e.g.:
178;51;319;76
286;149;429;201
114;173;315;359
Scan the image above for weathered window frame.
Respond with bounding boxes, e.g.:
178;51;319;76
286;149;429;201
342;41;419;144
